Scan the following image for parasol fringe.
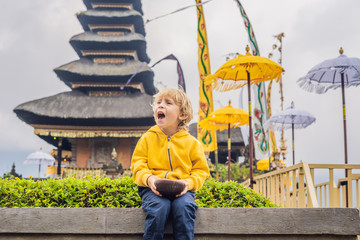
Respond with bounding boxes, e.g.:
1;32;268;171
267;123;316;131
205;73;281;92
327;82;360;90
199;122;246;132
265;121;316;131
297;77;330;94
297;77;360;94
202;55;284;93
211;79;248;92
296;68;360;94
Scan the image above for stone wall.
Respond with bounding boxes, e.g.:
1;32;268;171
0;208;359;239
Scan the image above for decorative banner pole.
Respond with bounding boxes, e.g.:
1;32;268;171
274;33;287;162
267;33;286;167
266;80;278;170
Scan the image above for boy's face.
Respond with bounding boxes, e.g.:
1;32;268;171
153;96;185;134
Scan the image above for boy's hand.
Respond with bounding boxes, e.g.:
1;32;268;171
147;175;162;197
176;180;189;198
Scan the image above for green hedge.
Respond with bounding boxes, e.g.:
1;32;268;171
0;176;276;208
212;163;250;182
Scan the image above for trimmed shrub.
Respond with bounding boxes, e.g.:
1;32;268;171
0;176;276;208
196;178;276;208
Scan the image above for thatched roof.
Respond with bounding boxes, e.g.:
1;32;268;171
55;58;152;76
14;90;155;125
77;9;145;36
70;32;150;63
188;123;245;144
82;0;143;14
71;31;145;43
54;58;155;94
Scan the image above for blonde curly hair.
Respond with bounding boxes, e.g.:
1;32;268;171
153;88;193;131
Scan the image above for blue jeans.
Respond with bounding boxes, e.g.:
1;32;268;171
138;187;198;240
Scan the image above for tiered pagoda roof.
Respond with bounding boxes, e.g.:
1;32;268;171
14;0;156;150
77;10;145;35
82;0;143;14
54;59;155;94
15;91;154;124
69;32;150;62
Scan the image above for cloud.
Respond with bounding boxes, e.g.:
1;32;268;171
0;112;50;151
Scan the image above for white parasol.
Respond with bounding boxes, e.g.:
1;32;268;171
24;149;55;178
264;102;316;165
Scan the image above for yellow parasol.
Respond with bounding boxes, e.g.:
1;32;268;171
205;46;284;188
199;102;249;181
256;157;285;171
205;51;283;92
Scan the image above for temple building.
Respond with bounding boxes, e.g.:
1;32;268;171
14;0;156;176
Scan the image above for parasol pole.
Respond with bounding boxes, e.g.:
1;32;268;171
228;123;231;181
215;148;219;181
38;147;42;179
338;47;349;207
57;138;63;178
340;70;349;207
292;123;295;165
341;72;348;166
247;70;254;189
38;160;41;179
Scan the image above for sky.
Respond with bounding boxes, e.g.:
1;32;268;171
1;0;360;178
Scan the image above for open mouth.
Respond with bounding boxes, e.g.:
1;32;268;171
158;112;165;120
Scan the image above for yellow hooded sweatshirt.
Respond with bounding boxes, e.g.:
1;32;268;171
131;125;210;192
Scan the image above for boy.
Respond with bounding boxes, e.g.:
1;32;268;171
131;88;210;240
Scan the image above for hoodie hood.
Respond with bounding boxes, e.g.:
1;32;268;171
148;125;189;138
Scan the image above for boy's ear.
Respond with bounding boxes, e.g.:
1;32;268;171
179;112;186;120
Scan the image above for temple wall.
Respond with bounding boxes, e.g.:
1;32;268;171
72;138;134;169
76;139;91;168
69;137;138;171
116;139;132;168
